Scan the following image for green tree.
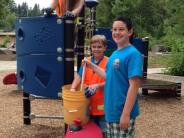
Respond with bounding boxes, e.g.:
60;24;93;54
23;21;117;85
96;0;166;38
2;13;16;31
17;2;29;17
161;0;184;76
0;0;11;28
112;0;166;38
0;0;43;31
135;0;165;37
111;0;139;17
164;0;184;36
96;0;115;27
29;4;42;17
0;0;16;31
162;0;184;52
8;0;17;14
111;0;140;35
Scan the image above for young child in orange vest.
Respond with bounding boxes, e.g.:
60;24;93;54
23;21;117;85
70;35;108;136
45;0;84;17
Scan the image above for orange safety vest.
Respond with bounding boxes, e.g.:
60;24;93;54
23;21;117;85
56;0;65;17
84;56;108;115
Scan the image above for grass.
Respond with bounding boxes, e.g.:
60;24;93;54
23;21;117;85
148;52;170;68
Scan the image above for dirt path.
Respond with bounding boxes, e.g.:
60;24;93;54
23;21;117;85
0;71;184;138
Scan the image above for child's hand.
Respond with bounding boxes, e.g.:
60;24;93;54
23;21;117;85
120;113;130;130
84;84;100;98
64;11;75;18
84;87;95;98
70;88;76;92
81;58;92;67
89;84;100;90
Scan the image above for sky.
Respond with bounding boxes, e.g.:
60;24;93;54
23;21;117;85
14;0;51;9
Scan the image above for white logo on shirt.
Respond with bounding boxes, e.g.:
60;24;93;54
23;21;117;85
113;59;120;69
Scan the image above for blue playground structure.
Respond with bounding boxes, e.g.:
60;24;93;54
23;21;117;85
16;16;64;99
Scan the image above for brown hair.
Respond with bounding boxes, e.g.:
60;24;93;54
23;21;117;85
90;35;107;47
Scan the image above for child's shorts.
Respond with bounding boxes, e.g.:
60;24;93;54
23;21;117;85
90;115;107;133
106;119;135;138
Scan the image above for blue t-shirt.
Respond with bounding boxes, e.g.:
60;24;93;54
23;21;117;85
104;44;143;122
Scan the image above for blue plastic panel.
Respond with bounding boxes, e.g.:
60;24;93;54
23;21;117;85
95;28;117;49
15;16;64;56
132;38;145;54
17;55;64;98
96;27;145;54
16;15;65;99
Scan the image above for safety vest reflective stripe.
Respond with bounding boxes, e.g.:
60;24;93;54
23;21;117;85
97;105;104;110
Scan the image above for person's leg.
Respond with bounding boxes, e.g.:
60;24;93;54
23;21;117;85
106;119;135;138
119;119;135;138
97;116;107;138
106;122;113;138
90;115;100;126
90;115;107;137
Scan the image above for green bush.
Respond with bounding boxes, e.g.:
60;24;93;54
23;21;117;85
165;52;184;76
161;35;184;76
1;36;11;48
161;35;184;52
149;37;160;51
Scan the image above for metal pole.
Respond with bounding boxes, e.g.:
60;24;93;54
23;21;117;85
92;7;96;36
63;14;75;136
142;37;149;95
29;113;64;120
77;6;85;71
64;16;75;84
23;92;31;125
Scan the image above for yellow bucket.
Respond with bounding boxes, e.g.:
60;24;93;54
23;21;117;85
62;84;90;126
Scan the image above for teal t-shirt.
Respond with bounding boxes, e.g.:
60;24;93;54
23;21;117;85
104;45;143;122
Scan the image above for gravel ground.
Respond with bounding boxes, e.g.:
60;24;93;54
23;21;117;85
0;70;184;138
0;71;64;138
